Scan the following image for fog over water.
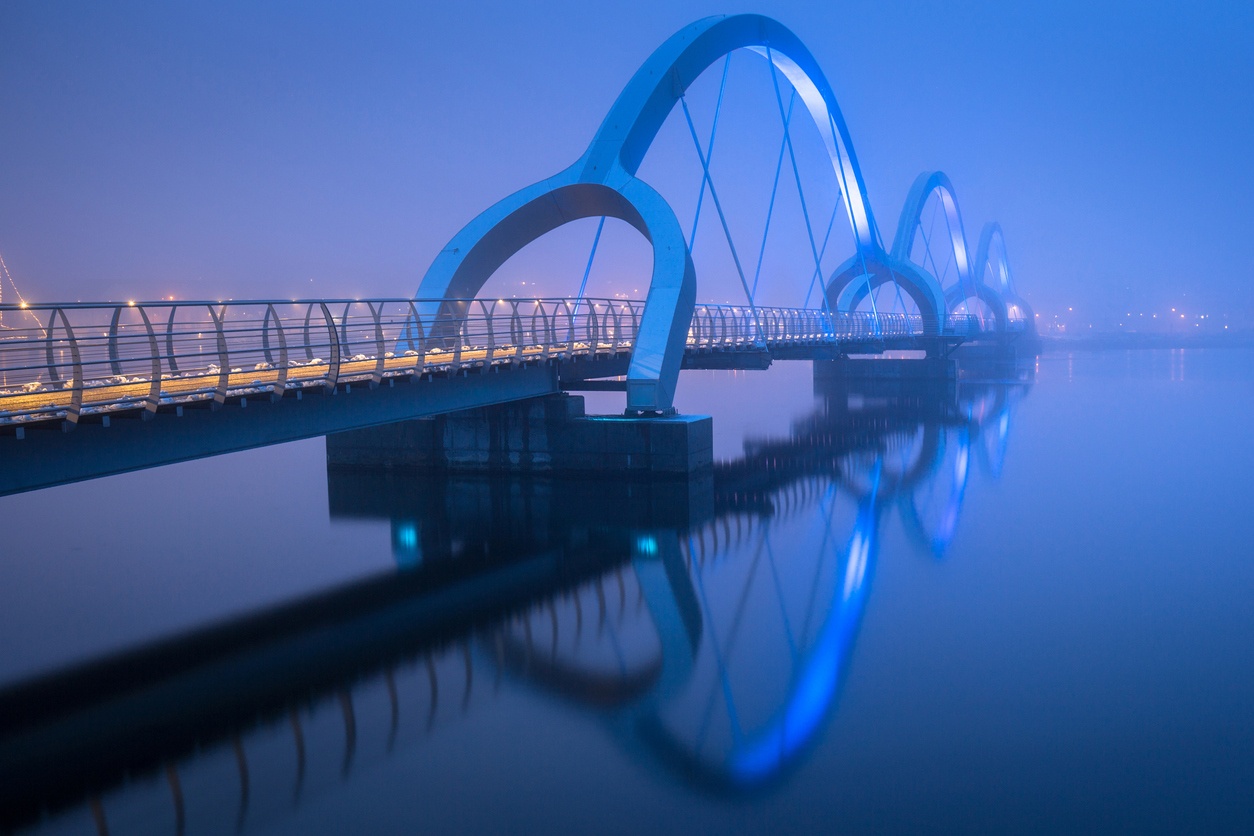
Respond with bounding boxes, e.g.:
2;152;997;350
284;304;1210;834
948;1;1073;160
2;3;1253;833
3;350;1253;834
1;1;1252;321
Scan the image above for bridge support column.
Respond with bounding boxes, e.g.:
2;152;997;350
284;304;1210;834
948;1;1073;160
814;355;956;384
949;339;1029;363
326;394;713;476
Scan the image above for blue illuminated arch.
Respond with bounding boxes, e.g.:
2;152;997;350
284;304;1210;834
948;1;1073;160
974;222;1034;332
628;476;882;792
898;428;971;558
891;171;974;283
417;14;886;411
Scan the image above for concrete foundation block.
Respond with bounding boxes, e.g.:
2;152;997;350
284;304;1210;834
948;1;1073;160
814;356;957;382
326;394;714;476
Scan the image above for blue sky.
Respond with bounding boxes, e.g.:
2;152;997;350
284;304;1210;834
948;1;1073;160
1;0;1251;321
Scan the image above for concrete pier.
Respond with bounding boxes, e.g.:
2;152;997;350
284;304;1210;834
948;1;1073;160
814;355;957;383
326;394;713;475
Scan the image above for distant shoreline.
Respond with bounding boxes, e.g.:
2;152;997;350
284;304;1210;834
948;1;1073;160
1038;334;1254;351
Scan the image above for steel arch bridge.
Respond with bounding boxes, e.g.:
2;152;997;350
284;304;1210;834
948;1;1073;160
0;13;1037;494
419;13;1034;413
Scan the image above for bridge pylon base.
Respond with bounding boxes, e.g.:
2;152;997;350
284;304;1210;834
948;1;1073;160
814;355;957;384
326;394;713;476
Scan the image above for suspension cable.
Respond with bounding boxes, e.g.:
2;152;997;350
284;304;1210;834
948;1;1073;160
688;532;747;740
678;95;764;343
916;200;947;309
694;524;770;750
802;198;843;310
688;54;733;250
765;47;831;320
917;198;959;329
572;216;605;322
750;90;795;302
762;529;801;661
873;204;909;321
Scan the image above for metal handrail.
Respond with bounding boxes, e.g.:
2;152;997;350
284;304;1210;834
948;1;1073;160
0;297;958;427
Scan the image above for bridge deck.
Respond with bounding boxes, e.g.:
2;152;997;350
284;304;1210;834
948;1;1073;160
0;296;991;495
1;297;954;430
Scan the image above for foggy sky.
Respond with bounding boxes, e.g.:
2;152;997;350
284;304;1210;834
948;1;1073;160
1;0;1251;321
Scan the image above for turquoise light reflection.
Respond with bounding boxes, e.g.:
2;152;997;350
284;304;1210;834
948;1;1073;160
393;521;421;569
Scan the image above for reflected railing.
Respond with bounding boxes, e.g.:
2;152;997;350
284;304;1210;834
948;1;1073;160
2;363;1033;833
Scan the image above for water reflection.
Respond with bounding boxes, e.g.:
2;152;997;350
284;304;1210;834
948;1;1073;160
5;364;1032;834
489;369;1032;794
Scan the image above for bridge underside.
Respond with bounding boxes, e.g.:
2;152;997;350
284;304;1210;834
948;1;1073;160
0;337;977;497
0;361;567;496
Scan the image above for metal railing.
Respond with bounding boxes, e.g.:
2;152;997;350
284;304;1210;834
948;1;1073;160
688;306;918;347
944;314;982;335
0;297;948;427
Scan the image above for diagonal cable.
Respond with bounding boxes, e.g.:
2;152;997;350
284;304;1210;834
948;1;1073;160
765;47;830;316
688;54;733;251
750;90;795;301
803;198;844;310
679;95;764;343
573;217;605;308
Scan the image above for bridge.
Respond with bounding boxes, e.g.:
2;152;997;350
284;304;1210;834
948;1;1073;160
0;12;1034;494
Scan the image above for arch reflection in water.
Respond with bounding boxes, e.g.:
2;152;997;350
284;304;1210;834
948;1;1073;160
487;366;1033;792
7;365;1031;833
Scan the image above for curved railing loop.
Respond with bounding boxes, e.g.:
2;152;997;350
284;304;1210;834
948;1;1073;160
367;302;386;386
265;303;289;397
163;306;182;373
338;302;353;353
134;305;162;414
206;305;231;405
557;299;575;359
585;302;600;351
261;305;278;367
39;307;84;424
107;307;125;377
318;302;341;390
301;304;317;362
607;303;622;356
479;299;497;366
533;301;553;361
508;301;525;364
404;300;426;373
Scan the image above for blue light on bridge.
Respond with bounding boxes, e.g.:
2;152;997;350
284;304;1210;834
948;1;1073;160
393;521;422;569
635;535;659;557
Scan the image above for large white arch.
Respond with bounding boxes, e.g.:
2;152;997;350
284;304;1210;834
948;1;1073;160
829;171;1020;334
974;222;1034;332
827;255;948;333
892;173;1007;332
416;14;886;412
892;174;1008;333
824;173;958;332
891;171;973;283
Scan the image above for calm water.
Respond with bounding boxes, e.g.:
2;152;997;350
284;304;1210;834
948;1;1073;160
2;349;1253;835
